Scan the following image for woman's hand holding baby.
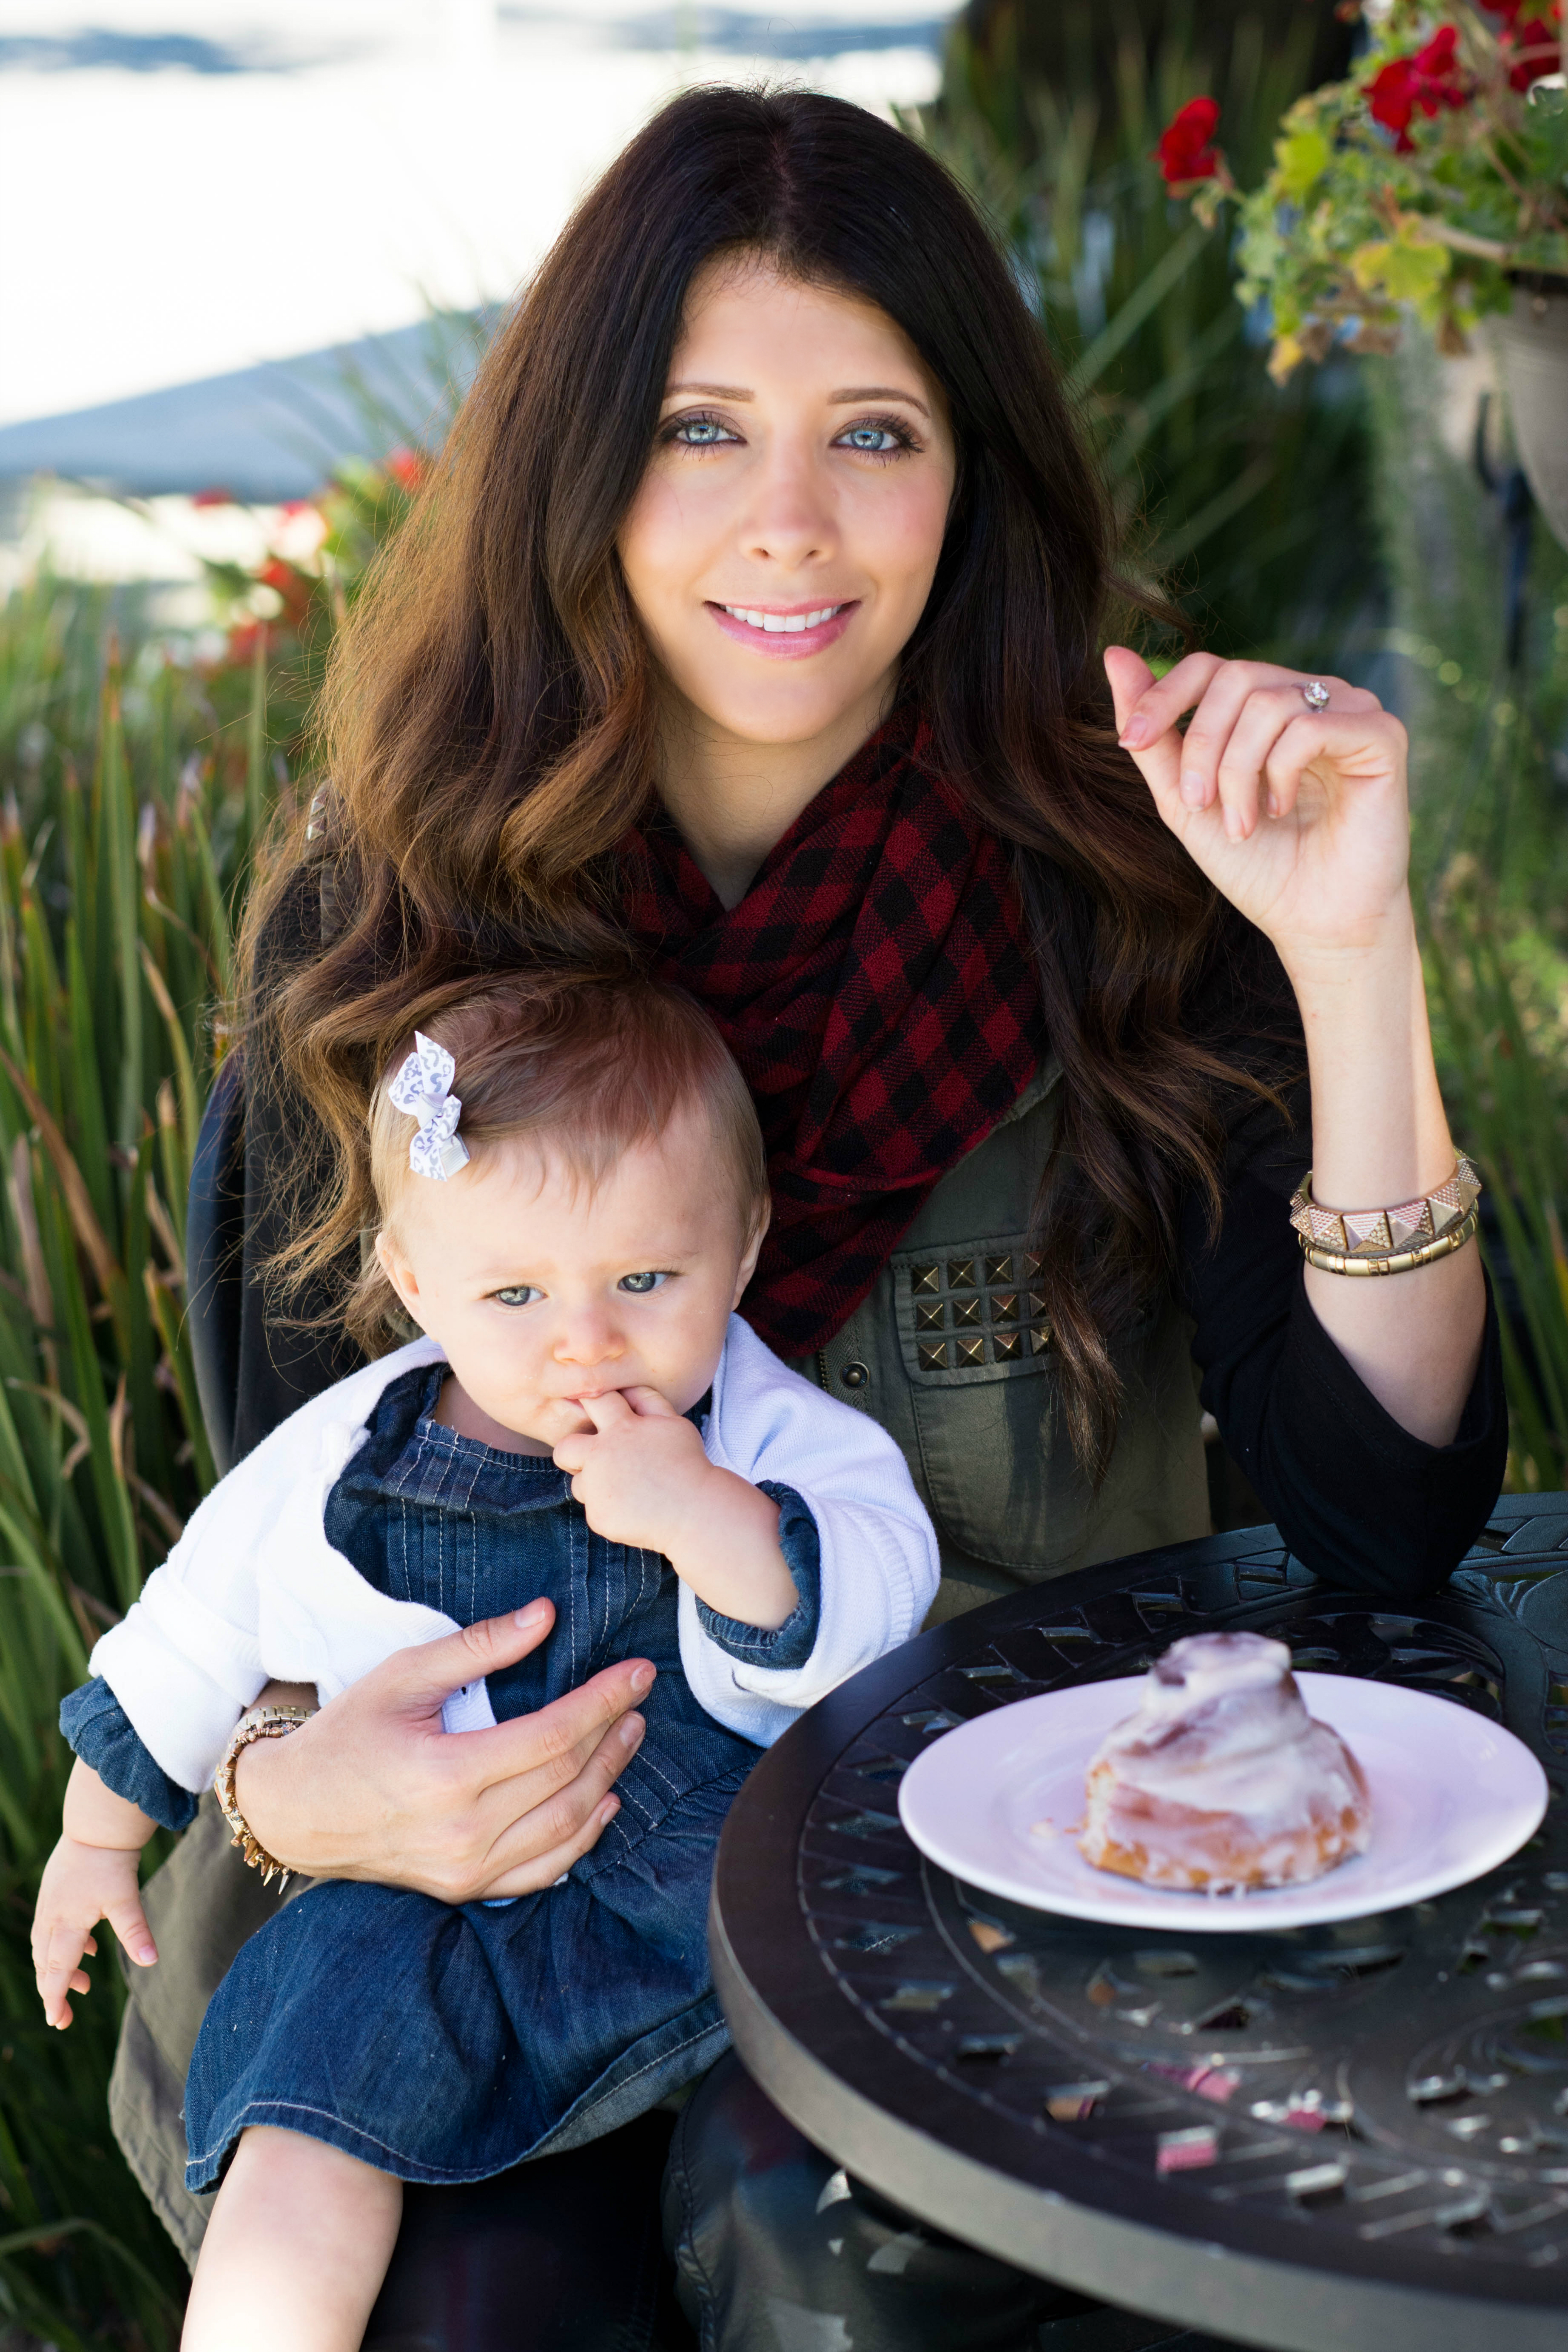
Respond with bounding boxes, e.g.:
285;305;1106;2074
235;1599;655;1903
554;1390;800;1631
33;1760;158;2029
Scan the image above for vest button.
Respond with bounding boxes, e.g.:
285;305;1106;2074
840;1362;869;1390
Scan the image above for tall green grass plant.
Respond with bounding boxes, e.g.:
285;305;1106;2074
0;583;281;2347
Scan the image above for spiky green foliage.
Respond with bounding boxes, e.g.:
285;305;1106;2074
0;581;282;2348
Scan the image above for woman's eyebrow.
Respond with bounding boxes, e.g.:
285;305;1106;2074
662;381;931;418
830;385;930;416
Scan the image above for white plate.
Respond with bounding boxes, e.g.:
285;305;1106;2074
896;1673;1549;1931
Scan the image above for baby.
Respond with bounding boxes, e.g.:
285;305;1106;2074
32;974;939;2352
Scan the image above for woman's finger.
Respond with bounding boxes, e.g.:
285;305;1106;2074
1262;709;1409;823
479;1793;626;1901
1102;647;1184;805
476;1713;649;1896
1110;648;1227;750
472;1708;646;1863
1215;683;1386;832
387;1598;557;1719
461;1656;655;1799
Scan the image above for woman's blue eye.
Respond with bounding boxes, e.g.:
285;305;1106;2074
493;1286;541;1307
672;416;736;446
618;1270;666;1294
839;423;904;453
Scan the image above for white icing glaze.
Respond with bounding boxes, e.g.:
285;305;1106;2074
1084;1631;1370;1870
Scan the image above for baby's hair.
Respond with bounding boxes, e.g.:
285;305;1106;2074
352;973;768;1347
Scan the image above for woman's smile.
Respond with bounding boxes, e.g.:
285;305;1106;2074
707;598;859;658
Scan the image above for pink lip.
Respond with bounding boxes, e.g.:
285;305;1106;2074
706;599;858;659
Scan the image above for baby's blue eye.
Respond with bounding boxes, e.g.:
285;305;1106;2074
618;1271;667;1294
492;1285;541;1307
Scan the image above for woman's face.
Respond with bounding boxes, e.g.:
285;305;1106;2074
618;259;957;755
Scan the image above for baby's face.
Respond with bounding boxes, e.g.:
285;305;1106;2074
376;1103;764;1451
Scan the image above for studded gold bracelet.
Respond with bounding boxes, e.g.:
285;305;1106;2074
213;1706;312;1889
1289;1155;1483;1275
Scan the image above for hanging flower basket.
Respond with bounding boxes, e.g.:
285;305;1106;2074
1497;275;1568;547
1152;1;1568;542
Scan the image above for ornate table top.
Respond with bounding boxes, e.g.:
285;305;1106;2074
710;1496;1568;2352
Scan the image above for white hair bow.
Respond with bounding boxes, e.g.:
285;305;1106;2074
388;1032;471;1181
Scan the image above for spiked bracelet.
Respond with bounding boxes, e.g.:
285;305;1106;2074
1289;1155;1483;1274
214;1706;312;1889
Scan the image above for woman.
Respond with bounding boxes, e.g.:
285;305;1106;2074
114;86;1503;2351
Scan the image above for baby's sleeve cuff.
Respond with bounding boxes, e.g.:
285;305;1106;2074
59;1677;201;1833
694;1481;822;1672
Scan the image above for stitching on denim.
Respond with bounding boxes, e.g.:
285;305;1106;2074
636;1750;682;1800
568;1500;581;1683
456;1446;483;1626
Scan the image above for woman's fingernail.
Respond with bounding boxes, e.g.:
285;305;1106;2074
1120;716;1150;748
515;1601;549;1627
1180;770;1206;808
600;1797;620;1824
136;1946;156;1966
630;1663;655;1696
620;1714;644;1750
1224;806;1246;842
1266;793;1279;819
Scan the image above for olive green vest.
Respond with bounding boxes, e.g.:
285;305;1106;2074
788;1060;1211;1625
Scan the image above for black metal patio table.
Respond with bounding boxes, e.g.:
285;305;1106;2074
710;1494;1568;2352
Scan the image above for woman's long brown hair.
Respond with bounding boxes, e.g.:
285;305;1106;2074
242;84;1289;1476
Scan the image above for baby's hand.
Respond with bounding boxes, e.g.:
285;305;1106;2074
552;1388;713;1554
36;1760;160;2027
32;1834;157;2031
555;1389;798;1630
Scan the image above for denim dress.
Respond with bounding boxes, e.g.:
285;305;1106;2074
64;1364;821;2193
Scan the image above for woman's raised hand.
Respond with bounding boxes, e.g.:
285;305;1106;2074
1103;647;1413;971
233;1600;653;1904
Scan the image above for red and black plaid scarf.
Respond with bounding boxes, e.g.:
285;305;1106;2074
620;715;1045;1360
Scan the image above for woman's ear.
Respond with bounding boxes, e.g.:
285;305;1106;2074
375;1227;422;1320
730;1202;770;1309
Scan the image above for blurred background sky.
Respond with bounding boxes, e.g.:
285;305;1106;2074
0;0;952;579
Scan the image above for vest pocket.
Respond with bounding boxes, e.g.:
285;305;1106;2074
892;1235;1086;1571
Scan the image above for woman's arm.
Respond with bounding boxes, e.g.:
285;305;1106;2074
1106;649;1486;1448
1179;1079;1506;1596
233;1601;653;1903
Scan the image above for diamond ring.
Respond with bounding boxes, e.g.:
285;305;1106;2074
1301;680;1331;711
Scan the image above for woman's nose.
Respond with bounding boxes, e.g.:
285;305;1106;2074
741;443;836;571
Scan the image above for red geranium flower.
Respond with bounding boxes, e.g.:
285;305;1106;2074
1501;8;1561;88
384;446;428;493
225;619;263;669
190;485;235;509
256;556;312;628
1155;97;1222;184
1365;25;1472;151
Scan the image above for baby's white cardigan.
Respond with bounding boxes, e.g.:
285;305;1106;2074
89;1316;940;1793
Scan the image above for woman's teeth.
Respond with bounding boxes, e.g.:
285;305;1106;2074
721;605;844;633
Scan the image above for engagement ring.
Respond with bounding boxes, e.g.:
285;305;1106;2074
1301;680;1331;710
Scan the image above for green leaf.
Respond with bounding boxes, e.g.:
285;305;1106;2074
1273;126;1330;201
